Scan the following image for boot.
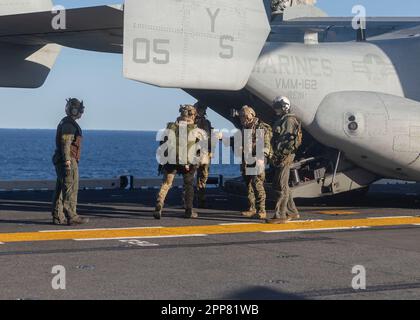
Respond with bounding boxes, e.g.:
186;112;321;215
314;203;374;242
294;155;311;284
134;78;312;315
241;209;257;218
266;213;291;224
256;211;267;220
52;216;67;225
185;208;198;219
68;215;89;226
154;203;163;220
287;212;300;220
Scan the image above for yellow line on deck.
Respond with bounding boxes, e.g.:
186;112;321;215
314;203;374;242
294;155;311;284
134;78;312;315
0;216;419;244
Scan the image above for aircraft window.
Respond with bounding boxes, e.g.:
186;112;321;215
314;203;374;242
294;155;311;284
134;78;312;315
348;122;358;131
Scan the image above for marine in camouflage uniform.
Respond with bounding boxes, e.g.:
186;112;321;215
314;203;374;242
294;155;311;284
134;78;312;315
268;97;301;224
155;104;200;219
239;106;272;220
194;102;213;208
52;98;89;226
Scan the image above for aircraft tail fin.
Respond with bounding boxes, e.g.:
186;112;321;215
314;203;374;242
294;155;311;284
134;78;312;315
0;0;60;88
283;4;328;20
123;0;271;91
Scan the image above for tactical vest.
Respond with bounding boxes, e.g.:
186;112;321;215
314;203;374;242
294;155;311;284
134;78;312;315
195;116;212;153
55;116;83;162
196;116;211;135
165;120;199;166
241;118;272;165
272;113;301;156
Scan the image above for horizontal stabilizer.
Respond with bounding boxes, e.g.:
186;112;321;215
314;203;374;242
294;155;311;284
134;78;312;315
369;25;420;41
123;0;271;90
0;0;52;16
0;43;61;88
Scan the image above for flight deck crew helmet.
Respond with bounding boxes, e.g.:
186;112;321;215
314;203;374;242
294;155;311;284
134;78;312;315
65;98;85;118
273;96;291;114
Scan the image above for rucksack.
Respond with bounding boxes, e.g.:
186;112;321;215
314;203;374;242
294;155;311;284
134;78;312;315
164;121;198;165
294;121;303;151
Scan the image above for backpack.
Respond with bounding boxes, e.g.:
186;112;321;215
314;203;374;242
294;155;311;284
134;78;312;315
258;121;273;157
164;121;198;165
294;120;303;152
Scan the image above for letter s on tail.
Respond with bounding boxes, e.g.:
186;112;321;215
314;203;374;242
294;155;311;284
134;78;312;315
123;0;271;91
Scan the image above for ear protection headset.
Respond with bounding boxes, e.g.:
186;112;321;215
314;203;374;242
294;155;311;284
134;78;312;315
66;98;85;117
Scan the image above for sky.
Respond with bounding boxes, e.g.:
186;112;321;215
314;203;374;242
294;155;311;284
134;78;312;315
0;0;419;130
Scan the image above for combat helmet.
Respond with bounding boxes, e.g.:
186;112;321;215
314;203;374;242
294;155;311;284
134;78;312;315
179;104;197;120
239;105;256;118
239;105;256;128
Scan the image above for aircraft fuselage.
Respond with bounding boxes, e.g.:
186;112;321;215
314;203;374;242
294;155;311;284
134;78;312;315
247;38;420;180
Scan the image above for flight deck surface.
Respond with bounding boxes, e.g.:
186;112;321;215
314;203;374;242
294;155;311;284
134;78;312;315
1;187;420;300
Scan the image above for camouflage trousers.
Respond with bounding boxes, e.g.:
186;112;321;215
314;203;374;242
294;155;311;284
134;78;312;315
52;158;79;221
243;170;266;213
272;154;298;217
157;166;196;210
196;163;210;204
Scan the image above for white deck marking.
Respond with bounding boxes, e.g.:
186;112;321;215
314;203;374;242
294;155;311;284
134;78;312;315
74;234;208;241
119;240;159;247
262;226;370;233
218;223;256;226
367;216;413;219
39;226;163;233
290;219;324;223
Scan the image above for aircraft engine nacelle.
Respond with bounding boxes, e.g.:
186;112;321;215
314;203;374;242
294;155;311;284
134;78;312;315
313;91;420;181
0;0;60;88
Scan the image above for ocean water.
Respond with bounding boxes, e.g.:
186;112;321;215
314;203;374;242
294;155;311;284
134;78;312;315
0;129;240;181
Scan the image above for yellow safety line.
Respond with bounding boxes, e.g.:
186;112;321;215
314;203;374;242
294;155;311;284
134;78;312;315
0;216;419;243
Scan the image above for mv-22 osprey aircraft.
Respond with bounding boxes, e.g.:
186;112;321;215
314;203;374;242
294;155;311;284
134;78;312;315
2;0;420;198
